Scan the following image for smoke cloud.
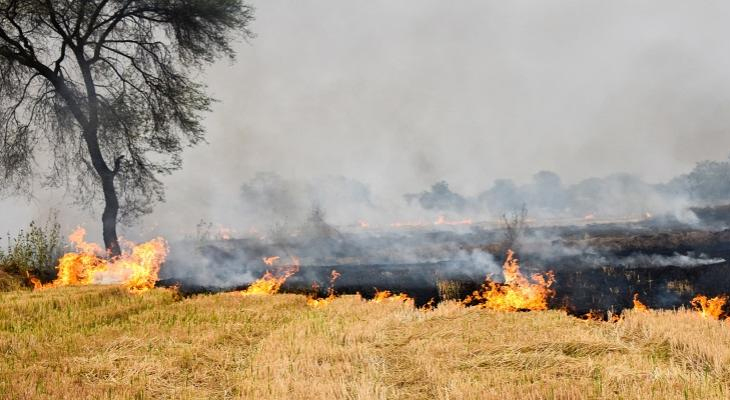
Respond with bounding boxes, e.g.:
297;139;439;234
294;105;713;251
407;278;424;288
4;0;730;245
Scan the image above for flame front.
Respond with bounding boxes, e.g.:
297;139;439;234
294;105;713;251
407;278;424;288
465;250;554;311
241;256;300;296
691;294;726;320
632;293;649;312
44;227;167;293
434;215;473;226
371;289;411;303
307;270;341;307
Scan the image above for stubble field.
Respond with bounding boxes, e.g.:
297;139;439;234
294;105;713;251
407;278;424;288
1;286;729;399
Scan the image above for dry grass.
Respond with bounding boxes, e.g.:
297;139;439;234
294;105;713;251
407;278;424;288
1;287;730;399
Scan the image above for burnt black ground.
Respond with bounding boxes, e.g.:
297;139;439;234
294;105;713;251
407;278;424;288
158;220;730;312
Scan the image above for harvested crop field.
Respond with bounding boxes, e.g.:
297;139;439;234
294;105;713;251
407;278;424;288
1;286;729;399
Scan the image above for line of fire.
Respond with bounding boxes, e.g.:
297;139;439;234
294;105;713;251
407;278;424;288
26;207;730;322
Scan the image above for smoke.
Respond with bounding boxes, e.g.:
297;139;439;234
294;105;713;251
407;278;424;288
222;159;728;238
448;248;501;279
238;172;375;228
4;1;730;248
189;0;730;197
613;253;725;268
161;241;258;289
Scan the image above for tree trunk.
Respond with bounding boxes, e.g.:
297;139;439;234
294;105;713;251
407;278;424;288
101;172;121;257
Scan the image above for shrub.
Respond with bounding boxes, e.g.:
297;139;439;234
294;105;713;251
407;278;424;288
0;213;64;288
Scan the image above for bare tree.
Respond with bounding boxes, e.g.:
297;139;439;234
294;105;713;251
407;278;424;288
501;204;528;254
0;0;254;255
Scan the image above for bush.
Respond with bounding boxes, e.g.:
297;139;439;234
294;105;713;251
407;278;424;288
0;213;64;288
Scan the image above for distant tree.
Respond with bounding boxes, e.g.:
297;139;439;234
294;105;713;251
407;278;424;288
500;204;528;254
529;170;568;211
0;0;254;255
679;159;730;204
478;178;521;213
404;181;467;212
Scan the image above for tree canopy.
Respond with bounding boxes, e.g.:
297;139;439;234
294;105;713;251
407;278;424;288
0;0;254;253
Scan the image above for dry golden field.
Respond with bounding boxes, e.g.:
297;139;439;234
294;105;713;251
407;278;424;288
1;286;730;399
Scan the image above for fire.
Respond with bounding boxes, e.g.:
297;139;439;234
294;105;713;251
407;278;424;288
306;297;331;307
30;277;42;290
25;272;42;290
632;293;649;312
263;256;280;266
465;250;554;311
581;311;621;322
42;227;167;293
371;289;411;303
582;310;605;321
358;220;369;228
241;256;300;296
307;270;342;307
691;294;727;320
106;239;168;292
327;270;341;297
434;215;473;226
217;226;234;240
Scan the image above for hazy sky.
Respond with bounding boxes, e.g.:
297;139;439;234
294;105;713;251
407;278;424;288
4;0;730;236
192;0;730;193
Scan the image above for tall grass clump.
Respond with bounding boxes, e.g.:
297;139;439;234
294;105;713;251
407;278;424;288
0;213;63;290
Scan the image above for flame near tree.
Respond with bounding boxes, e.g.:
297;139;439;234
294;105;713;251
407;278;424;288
40;227;167;293
465;250;554;311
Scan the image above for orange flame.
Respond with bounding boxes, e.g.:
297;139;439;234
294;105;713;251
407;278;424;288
691;294;727;320
43;227;167;293
582;310;605;321
307;269;342;307
371;289;411;303
217;226;234;240
30;277;42;290
25;272;42;290
632;293;649;312
465;250;554;311
434;215;473;226
326;270;341;297
263;256;280;266
241;256;300;296
306;297;331;307
580;310;621;322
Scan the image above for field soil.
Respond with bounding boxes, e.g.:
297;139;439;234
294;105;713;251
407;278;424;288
2;286;730;399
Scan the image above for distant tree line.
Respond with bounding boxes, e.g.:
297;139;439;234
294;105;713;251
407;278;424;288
404;157;730;218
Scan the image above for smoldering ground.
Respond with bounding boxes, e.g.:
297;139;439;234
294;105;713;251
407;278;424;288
158;192;730;311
